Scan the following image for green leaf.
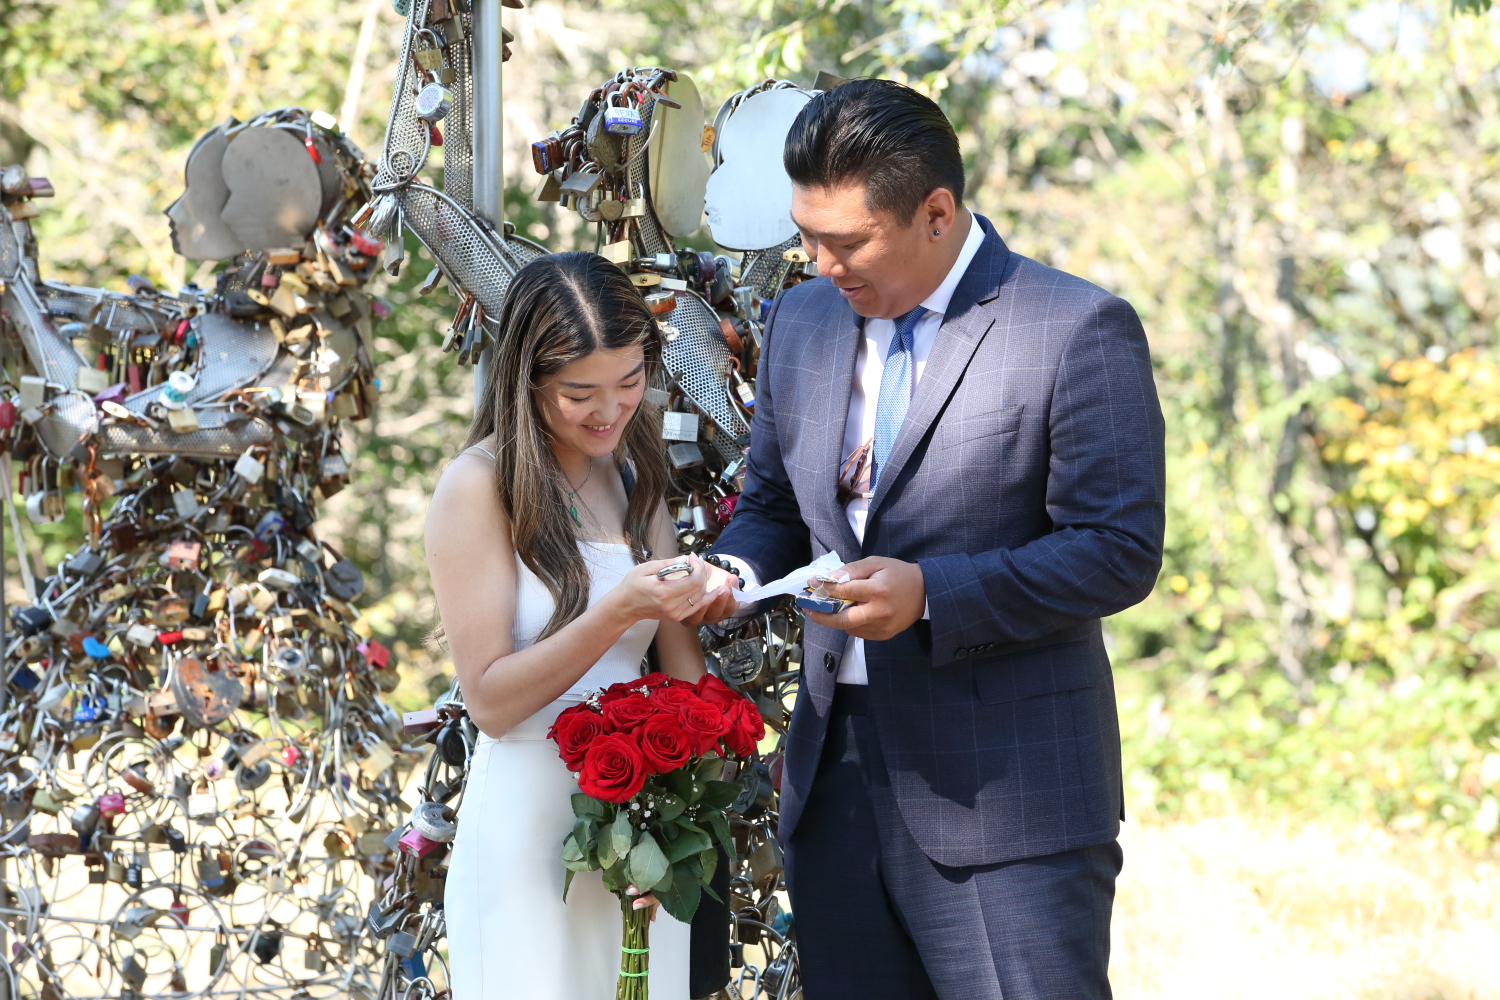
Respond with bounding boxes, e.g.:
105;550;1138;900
657;793;686;822
696;780;741;812
665;823;712;864
628;835;670;892
611;808;635;861
707;812;735;860
653;864;701;923
598;833;617;869
697;847;718;887
602;858;630;893
563;868;576;902
694;757;726;782
664;769;694;801
572;793;607;821
561;833;585;864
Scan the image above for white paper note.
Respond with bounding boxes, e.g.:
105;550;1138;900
735;551;846;606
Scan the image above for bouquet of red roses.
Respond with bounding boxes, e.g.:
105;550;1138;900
548;672;765;1000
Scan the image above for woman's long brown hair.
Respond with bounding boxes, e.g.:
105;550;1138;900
465;251;667;640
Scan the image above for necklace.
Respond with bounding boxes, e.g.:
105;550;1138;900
565;459;593;528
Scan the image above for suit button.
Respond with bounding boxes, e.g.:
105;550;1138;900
955;647;970;659
823;652;836;672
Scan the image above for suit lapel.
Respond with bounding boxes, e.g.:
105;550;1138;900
867;219;1013;517
814;298;865;558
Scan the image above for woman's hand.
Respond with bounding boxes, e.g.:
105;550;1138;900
625;884;660;921
606;554;728;624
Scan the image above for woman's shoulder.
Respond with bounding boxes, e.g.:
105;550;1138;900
427;440;508;535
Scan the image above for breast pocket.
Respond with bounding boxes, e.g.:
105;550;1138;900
935;402;1024;454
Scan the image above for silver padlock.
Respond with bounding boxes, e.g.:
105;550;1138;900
603;92;644;136
415;83;454;125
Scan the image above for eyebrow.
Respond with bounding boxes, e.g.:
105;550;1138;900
559;361;646;390
792;219;866;242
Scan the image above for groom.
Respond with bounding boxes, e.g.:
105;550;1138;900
690;80;1165;998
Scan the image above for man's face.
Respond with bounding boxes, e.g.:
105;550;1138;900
791;180;935;320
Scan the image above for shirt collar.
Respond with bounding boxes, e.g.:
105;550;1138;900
919;209;985;319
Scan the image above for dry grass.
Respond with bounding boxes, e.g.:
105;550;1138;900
1113;817;1500;1000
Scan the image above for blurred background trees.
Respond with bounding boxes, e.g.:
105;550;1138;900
4;0;1500;847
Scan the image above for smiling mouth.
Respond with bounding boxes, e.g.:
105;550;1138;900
584;423;614;434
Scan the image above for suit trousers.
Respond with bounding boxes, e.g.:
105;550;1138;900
784;685;1121;1000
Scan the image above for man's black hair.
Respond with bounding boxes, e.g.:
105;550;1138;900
783;78;965;224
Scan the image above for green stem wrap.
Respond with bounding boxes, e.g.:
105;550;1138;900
616;896;651;1000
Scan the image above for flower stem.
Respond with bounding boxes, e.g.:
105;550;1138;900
617;895;651;1000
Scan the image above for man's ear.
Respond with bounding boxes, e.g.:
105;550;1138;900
922;187;959;237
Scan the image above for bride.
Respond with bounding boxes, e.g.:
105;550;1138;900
426;252;734;998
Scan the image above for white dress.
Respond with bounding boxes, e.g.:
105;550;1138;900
445;541;691;1000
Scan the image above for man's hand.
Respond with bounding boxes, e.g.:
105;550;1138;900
679;561;744;627
805;556;927;640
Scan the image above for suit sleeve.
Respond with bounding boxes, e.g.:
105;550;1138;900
919;295;1165;668
710;294;811;584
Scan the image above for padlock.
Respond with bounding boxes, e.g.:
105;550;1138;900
250;924;283;964
387;929;419;957
97;791;126;817
603;92;644;136
208;929;228;977
186;780;217;821
324;558;364;601
304;933;327;972
415;83;454;125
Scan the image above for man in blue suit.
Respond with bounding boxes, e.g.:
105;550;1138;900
690;79;1165;999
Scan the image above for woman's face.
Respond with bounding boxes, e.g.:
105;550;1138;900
537;347;647;460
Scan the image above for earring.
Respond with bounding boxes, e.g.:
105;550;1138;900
932;229;941;236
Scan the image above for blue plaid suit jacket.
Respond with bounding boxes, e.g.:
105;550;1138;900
714;216;1165;867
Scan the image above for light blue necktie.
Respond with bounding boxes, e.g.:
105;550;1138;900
871;306;928;490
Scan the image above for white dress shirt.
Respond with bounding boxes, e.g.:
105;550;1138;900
724;213;985;684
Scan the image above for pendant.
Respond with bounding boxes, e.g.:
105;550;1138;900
570;504;581;528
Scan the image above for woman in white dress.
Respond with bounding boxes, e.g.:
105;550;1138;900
425;252;738;999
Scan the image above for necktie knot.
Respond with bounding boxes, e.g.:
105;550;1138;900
871;306;928;493
890;306;926;357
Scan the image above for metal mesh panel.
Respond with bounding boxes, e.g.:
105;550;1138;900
39;283;176;334
664;291;748;465
400;183;543;323
0;206;19;278
444;19;474;208
4;275;81;384
740;234;802;300
630;93;673;258
375;0;433;195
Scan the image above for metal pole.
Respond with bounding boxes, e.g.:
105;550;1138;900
471;0;505;407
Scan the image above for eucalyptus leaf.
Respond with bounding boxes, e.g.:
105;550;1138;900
611;808;634;861
572;793;607;821
628;836;670;892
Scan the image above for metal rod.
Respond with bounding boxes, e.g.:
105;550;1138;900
471;0;505;406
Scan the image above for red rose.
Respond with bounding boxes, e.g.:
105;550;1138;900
680;700;732;755
652;684;703;713
722;698;766;757
577;733;648;803
603;693;656;733
637;714;693;773
696;673;741;709
638;673;675;690
547;705;606;772
598;680;637;705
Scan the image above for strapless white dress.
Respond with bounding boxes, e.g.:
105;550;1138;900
445;541;690;1000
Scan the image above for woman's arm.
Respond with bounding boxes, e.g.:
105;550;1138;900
425;453;707;737
649;504;708;683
